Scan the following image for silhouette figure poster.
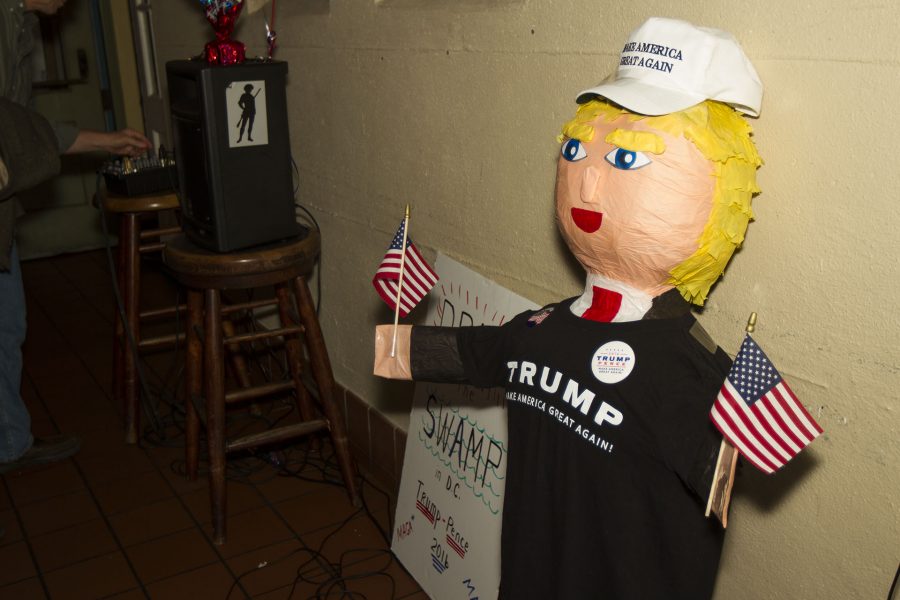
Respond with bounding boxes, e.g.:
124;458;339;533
225;80;269;148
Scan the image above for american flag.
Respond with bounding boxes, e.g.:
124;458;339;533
710;335;823;474
372;220;438;318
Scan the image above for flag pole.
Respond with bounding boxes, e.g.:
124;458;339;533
390;204;411;358
705;312;756;527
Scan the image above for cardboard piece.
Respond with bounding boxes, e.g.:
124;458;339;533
391;253;537;600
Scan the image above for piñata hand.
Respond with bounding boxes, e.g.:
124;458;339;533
373;325;412;380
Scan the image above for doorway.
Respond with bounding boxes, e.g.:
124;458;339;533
16;0;146;261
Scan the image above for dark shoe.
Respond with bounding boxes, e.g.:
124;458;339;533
0;435;81;474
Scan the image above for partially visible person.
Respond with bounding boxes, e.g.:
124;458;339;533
0;0;151;473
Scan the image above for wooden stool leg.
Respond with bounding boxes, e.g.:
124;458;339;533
185;289;203;481
275;284;316;425
112;224;126;415
121;213;141;445
292;276;360;505
204;288;228;544
222;318;253;388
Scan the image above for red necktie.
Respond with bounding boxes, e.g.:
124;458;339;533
580;286;622;322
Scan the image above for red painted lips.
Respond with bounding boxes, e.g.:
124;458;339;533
571;208;603;233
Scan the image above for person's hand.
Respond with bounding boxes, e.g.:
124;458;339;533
96;129;153;157
24;0;67;16
65;128;152;157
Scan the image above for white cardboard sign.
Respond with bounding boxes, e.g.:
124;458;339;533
392;253;537;600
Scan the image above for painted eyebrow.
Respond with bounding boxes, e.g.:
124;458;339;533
604;129;666;154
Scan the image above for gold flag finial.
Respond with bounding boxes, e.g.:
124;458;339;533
745;312;757;334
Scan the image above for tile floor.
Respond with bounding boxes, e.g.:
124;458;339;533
0;250;426;599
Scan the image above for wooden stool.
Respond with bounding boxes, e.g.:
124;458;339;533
162;230;359;544
99;189;181;444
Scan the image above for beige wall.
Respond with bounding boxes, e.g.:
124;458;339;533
150;2;898;598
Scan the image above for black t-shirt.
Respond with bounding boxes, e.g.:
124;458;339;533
456;299;731;600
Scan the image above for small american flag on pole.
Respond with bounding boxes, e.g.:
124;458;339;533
710;335;823;474
372;219;438;318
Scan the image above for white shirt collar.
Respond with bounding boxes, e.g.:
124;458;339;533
569;273;654;322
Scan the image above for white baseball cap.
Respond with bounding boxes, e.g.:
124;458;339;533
576;17;763;117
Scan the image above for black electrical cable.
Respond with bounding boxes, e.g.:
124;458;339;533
278;450;399;594
96;166;206;446
291;154;301;198
103;147;396;597
138;285;187;438
94;173;166;437
285;476;401;599
291;155;323;316
219;434;405;600
888;562;900;600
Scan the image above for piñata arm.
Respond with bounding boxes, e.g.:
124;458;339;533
373;325;468;383
374;325;412;380
374;309;532;385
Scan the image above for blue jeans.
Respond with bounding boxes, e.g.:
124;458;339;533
0;243;32;462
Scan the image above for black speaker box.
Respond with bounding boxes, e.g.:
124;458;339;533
166;59;300;252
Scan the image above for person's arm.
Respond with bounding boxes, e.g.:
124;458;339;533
64;128;152;157
24;0;67;16
0;98;60;201
0;97;60;200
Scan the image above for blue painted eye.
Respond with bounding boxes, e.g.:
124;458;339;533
604;147;651;170
561;139;587;162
